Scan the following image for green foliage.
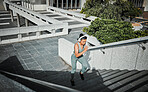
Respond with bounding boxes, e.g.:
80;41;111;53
80;0;142;21
83;18;148;44
134;30;148;38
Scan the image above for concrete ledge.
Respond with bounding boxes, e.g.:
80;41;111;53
58;37;148;70
47;6;97;24
0;23;68;44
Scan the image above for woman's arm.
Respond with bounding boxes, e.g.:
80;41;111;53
74;43;88;58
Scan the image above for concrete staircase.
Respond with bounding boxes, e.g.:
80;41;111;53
0;10;17;29
0;65;148;92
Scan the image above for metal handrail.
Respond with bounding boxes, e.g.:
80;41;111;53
0;70;80;92
88;36;148;51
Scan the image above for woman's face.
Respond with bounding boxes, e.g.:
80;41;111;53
80;39;87;45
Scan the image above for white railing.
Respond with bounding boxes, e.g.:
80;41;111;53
4;0;62;25
1;0;69;44
59;36;148;70
0;23;68;44
47;6;97;24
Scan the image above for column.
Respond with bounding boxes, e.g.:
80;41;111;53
28;0;30;9
144;0;148;11
80;0;82;9
25;18;29;27
25;0;27;8
62;0;63;8
52;0;53;6
16;13;20;27
30;2;32;10
66;0;68;9
46;0;49;6
27;0;29;9
71;0;73;9
21;0;23;6
50;0;53;6
57;0;58;8
75;0;77;9
32;3;34;10
10;10;14;22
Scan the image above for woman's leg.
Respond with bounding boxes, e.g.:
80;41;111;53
71;54;77;74
70;54;77;86
78;56;90;74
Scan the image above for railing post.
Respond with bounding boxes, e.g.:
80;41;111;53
25;18;29;27
10;10;14;22
36;31;41;38
52;29;55;35
18;33;22;41
63;23;68;34
75;0;77;9
16;13;20;27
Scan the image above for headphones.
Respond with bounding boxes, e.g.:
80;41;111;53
78;35;86;42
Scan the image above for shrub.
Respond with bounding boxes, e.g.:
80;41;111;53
83;18;148;44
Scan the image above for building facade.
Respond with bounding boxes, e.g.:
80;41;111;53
46;0;86;9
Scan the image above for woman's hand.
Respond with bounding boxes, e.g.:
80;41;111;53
74;43;88;58
84;46;88;52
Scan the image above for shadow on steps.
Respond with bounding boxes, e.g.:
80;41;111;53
0;56;148;92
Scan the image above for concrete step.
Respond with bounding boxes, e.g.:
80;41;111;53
1;68;148;92
114;75;148;92
107;71;148;91
103;70;129;82
133;84;148;92
0;11;10;14
0;14;11;18
104;70;140;86
0;14;10;17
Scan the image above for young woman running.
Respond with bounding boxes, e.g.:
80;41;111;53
70;33;90;86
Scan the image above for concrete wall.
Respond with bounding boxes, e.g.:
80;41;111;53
81;0;86;9
0;0;5;10
58;38;83;69
58;36;148;70
143;0;148;11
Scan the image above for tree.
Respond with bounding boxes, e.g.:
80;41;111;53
80;0;142;21
113;0;142;21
